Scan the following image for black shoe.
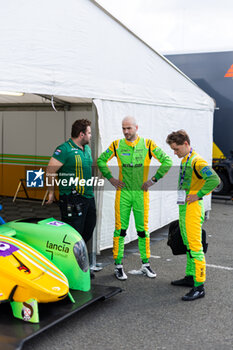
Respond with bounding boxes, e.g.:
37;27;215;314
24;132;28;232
182;285;205;301
171;275;194;287
90;270;95;279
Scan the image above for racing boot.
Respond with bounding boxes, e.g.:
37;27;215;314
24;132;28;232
171;275;194;287
182;285;205;301
140;263;157;278
114;264;127;281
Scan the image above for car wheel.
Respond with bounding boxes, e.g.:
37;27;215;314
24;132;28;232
213;172;231;195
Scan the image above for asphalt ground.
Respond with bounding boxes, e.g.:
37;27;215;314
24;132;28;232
0;197;232;350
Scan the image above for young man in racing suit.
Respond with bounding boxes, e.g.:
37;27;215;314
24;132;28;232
166;130;220;301
97;116;172;280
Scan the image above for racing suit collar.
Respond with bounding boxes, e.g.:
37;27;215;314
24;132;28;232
182;148;194;163
124;135;140;147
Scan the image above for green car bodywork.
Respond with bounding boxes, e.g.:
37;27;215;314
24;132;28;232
1;217;90;292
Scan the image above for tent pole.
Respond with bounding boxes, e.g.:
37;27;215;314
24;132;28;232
89;101;103;272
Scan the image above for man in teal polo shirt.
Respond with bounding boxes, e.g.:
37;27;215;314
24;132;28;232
46;119;96;245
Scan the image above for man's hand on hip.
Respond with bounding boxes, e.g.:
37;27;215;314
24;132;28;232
141;179;155;191
186;194;200;204
109;177;125;189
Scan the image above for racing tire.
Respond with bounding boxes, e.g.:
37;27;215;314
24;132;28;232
213;172;231;195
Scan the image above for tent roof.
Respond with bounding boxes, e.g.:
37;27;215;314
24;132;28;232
0;0;214;111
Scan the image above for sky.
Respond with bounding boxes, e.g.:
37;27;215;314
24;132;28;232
96;0;233;54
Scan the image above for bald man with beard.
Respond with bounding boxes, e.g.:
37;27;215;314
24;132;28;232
97;116;172;280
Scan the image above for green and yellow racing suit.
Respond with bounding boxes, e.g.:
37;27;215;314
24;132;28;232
178;149;220;286
97;136;172;264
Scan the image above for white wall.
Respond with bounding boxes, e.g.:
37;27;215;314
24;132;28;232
2;108;93;158
36;112;65;156
3;112;36;156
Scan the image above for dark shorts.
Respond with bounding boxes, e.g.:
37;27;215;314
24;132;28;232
59;193;96;243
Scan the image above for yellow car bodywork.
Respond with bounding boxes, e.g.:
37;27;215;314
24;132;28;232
0;233;69;322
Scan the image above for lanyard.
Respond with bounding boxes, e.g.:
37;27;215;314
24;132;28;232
179;148;193;189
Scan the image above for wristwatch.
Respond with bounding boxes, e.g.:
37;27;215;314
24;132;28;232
151;176;157;183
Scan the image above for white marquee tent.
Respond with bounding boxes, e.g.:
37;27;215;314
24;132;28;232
0;0;215;251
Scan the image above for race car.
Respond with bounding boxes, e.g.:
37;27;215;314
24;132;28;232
0;209;90;292
0;230;70;323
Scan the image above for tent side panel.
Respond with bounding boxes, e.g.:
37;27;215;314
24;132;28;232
94;99;213;250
